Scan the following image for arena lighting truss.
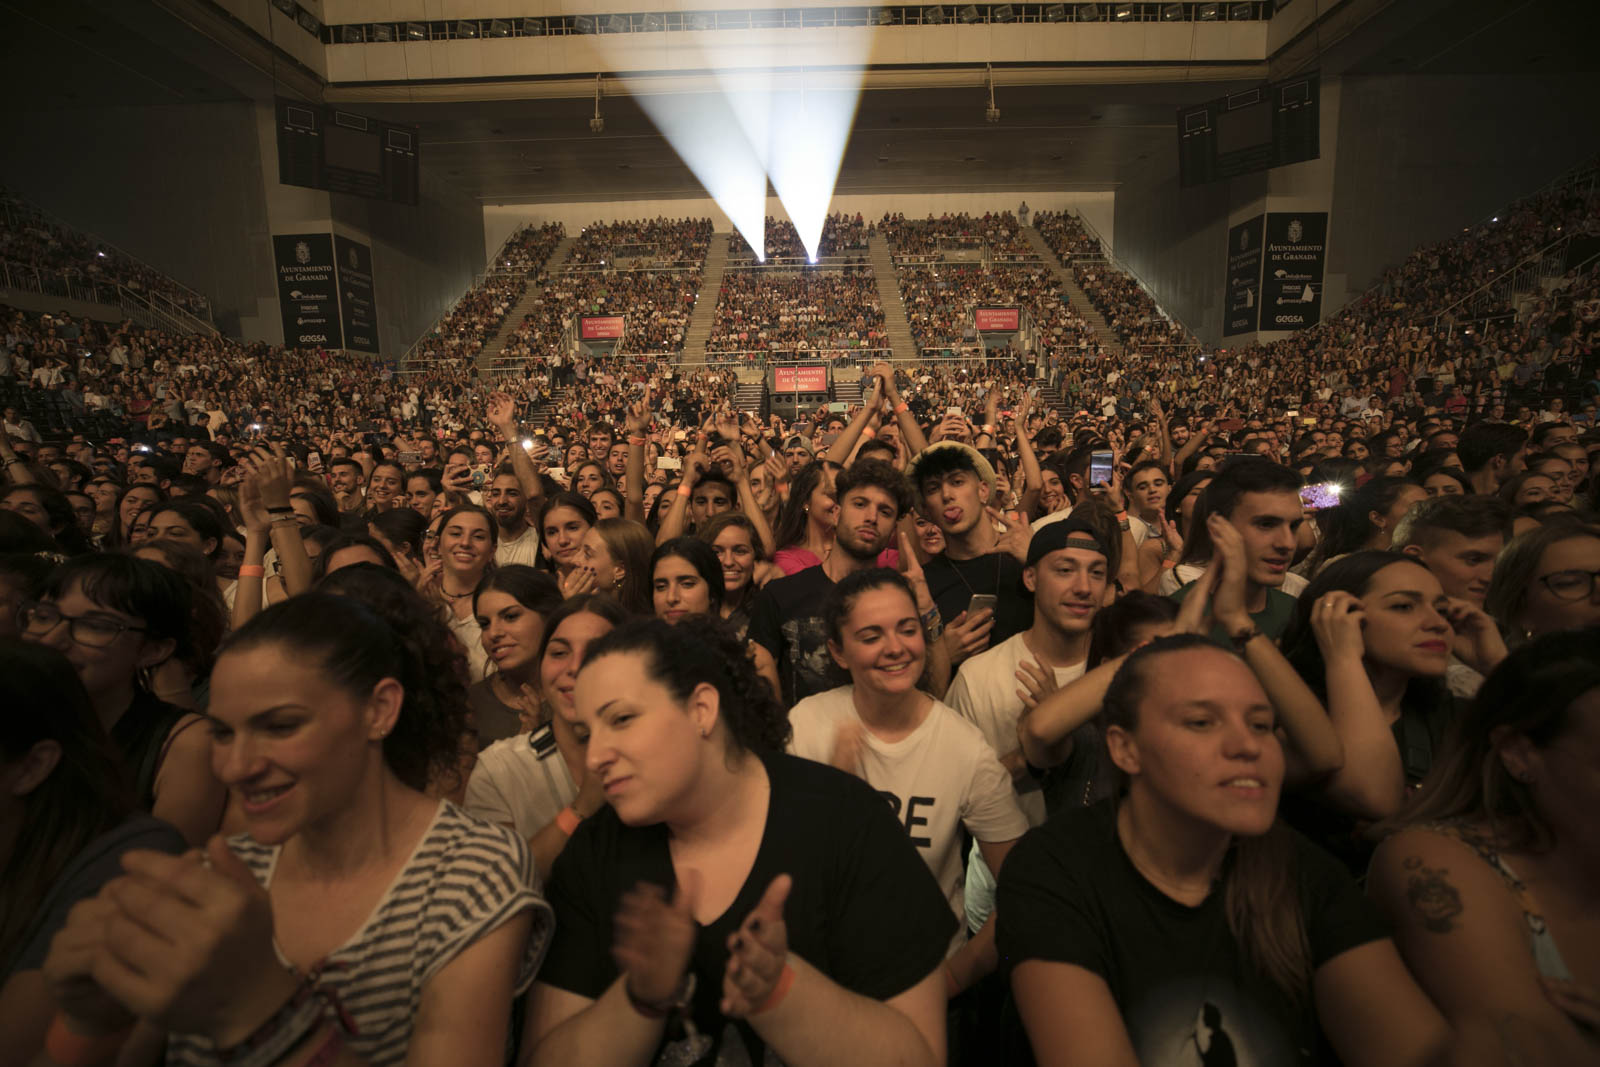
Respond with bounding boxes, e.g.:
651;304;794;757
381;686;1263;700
589;32;874;265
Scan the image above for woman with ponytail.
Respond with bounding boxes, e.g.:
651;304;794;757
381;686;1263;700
42;592;551;1067
998;634;1453;1067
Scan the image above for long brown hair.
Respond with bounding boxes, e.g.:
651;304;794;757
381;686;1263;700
1387;628;1599;852
1099;634;1311;1003
0;640;133;964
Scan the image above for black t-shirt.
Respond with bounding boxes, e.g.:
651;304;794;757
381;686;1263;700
996;800;1387;1067
747;566;846;706
923;551;1033;649
539;753;956;1066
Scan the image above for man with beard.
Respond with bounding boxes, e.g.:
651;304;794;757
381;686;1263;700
910;442;1034;669
485;391;547;567
750;459;917;706
485;470;540;566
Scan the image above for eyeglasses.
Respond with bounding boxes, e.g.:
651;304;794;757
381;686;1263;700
1536;569;1600;602
19;601;147;648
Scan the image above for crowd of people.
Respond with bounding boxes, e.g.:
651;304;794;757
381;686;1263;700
898;261;1103;361
726;213;873;261
1033;210;1192;352
1;190;212;319
881;211;1036;261
706;266;887;358
495;223;567;273
1;166;1599;1067
565;218;712;269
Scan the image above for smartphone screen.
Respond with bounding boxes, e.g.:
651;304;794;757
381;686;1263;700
1089;449;1114;487
1300;482;1343;511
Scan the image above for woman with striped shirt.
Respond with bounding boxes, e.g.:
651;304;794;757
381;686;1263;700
41;592;552;1067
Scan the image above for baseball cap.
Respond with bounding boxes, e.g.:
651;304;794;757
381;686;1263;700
1025;512;1108;569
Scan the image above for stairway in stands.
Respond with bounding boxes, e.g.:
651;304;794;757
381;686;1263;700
678;235;730;365
476;234;577;373
867;234;917;362
732;378;767;417
1022;225;1123;356
526;386;575;428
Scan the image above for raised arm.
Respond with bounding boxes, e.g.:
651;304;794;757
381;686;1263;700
653;436;707;546
824;376;885;468
874;362;929;457
1309;591;1407;820
489;391;547;515
623;401;649;524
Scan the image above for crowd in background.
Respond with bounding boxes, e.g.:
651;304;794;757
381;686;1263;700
1;164;1599;1067
726;213;873;260
706;266;886;357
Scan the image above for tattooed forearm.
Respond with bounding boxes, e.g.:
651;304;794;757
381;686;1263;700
1402;856;1464;933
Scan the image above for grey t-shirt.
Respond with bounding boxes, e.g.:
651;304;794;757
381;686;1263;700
6;814;187;976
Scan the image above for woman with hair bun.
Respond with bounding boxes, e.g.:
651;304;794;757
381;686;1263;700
524;616;954;1067
43;593;552;1067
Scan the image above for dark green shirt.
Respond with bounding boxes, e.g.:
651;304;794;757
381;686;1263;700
1169;580;1298;646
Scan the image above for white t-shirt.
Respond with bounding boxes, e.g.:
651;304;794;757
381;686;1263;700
946;632;1087;930
1158;561;1307;599
787;685;1029;952
496;525;542;568
464;726;578;839
945;632;1087;828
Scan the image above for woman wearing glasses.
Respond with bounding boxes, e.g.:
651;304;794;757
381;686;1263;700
19;554;225;845
1485;523;1600;643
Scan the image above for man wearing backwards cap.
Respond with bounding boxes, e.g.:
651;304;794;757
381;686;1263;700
944;512;1115;935
909;441;1033;669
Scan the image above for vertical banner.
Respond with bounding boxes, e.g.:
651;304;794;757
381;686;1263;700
1262;212;1328;330
272;233;343;349
334;235;379;354
1223;215;1264;337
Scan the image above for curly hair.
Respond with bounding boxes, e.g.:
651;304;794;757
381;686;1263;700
582;615;790;757
248;573;470;793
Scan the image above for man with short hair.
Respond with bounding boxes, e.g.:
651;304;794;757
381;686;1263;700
910;442;1034;666
1457;421;1528;495
1392;495;1508;607
486;469;540;566
1170;457;1304;644
327;456;366;513
750;459;914;706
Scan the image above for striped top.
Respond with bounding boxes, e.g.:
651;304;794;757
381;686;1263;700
166;802;552;1067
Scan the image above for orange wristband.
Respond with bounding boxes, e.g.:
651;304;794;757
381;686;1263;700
893;401;909;414
46;1015;132;1066
628;435;647;447
676;484;692;498
755;962;796;1014
860;427;876;439
238;564;266;578
555;806;582;836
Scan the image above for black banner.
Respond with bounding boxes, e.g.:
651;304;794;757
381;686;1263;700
272;233;343;349
334;234;379;354
1223;215;1264;337
1261;212;1328;331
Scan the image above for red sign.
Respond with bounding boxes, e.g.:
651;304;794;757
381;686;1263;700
975;307;1020;332
774;365;828;391
579;315;625;340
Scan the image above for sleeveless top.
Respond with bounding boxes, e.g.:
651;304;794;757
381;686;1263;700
109;690;192;812
1415;821;1573;980
166;802;553;1066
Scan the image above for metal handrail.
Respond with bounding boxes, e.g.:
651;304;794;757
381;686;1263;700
1430;231;1574;330
1;195;214;324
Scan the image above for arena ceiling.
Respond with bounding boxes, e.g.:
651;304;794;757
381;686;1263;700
2;0;1592;206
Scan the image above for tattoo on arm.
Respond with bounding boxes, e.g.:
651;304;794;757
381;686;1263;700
1402;856;1464;934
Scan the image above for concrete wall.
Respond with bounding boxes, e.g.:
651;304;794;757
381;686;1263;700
1329;73;1600;296
0;99;277;341
483;189;1117;258
0;98;485;358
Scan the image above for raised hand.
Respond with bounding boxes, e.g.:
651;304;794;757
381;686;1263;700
1441;597;1505;676
721;875;793;1018
987;506;1032;564
1310;590;1367;665
486;391;516;435
613;877;698;1009
1014;658;1060;711
943;608;995;661
1207;514;1251;629
624;400;650;437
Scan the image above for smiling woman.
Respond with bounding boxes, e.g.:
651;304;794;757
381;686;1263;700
42;592;552;1067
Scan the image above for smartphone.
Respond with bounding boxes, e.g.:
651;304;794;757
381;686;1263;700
657;456;683;471
827;402;848;413
396;450;421;464
469;464;492;488
547;467;567;482
306;450;322;471
947;406;964;418
1300;481;1343;511
965;593;999;617
1089;449;1114;488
